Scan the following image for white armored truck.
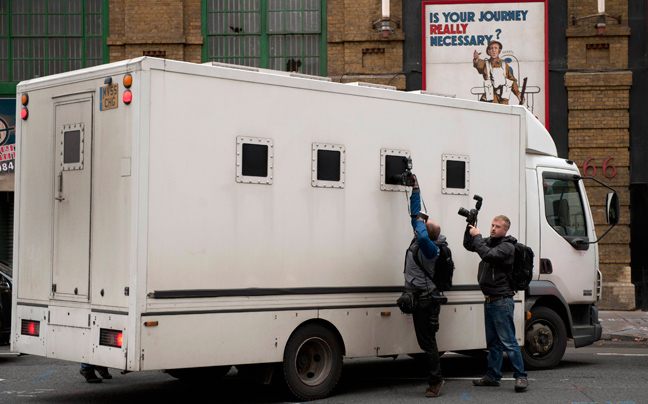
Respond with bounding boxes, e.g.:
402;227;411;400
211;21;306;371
12;58;618;400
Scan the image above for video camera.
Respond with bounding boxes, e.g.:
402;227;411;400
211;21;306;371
393;157;416;187
458;194;483;226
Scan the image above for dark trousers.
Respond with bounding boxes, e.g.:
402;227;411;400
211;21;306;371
412;295;443;385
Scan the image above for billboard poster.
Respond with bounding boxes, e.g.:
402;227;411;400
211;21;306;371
422;0;548;126
0;99;16;174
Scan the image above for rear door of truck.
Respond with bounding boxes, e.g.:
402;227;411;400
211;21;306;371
51;94;93;302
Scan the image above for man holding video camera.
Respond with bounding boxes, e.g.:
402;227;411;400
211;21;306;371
463;215;528;392
403;176;447;398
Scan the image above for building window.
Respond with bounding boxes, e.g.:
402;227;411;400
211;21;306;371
0;0;108;95
204;0;326;76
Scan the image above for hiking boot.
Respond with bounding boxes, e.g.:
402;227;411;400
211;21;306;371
80;369;102;383
515;378;529;392
96;366;112;379
425;380;445;397
472;376;500;387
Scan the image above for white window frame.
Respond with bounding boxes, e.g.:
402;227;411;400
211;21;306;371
236;136;274;185
380;148;411;192
311;143;345;189
441;154;470;195
60;123;85;171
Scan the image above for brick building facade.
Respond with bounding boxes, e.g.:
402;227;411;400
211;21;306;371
565;0;634;308
107;0;203;63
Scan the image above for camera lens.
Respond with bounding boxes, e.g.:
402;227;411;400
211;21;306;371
458;207;470;217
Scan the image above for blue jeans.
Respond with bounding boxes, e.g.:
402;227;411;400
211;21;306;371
484;297;527;381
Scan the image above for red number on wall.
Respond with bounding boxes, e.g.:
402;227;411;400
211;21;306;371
603;157;617;178
583;158;597;177
582;157;617;178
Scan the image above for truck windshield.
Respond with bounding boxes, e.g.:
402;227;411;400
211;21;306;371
543;178;587;237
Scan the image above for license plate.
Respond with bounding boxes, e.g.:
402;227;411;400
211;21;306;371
100;83;119;111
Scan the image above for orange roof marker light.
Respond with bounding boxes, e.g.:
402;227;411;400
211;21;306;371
123;74;132;88
21;93;29;106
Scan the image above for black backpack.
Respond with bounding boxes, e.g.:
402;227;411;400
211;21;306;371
508;242;534;291
407;238;454;292
432;244;454;292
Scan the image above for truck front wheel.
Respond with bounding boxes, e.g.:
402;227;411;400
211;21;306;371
283;323;343;401
522;306;567;370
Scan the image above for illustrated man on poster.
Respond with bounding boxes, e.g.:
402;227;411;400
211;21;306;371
473;40;524;105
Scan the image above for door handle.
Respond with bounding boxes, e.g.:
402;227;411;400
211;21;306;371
56;172;65;202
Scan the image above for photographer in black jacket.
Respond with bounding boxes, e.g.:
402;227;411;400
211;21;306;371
463;215;528;392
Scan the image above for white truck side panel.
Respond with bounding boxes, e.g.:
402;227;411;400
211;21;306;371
140;309;317;370
144;68;522;293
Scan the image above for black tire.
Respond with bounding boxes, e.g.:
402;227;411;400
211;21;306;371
522;306;567;370
283;323;343;401
166;365;232;381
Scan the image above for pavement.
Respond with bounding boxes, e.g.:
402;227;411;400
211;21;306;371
599;310;648;341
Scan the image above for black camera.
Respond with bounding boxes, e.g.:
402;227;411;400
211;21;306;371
458;194;483;226
393;157;416;187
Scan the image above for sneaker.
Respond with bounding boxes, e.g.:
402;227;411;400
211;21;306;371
425;380;445;397
80;369;102;383
472;376;500;387
96;366;112;379
515;378;529;392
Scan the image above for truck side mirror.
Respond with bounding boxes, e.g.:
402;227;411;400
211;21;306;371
606;192;619;225
576;176;619;244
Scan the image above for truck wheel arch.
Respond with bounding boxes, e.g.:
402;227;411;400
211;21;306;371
526;281;573;339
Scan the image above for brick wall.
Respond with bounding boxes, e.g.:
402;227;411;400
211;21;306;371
328;0;406;89
566;0;633;310
108;0;202;63
109;0;404;84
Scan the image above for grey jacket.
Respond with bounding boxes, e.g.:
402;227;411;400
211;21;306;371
404;234;448;293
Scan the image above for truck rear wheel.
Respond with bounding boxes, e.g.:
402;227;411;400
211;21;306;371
283;323;343;401
522;306;567;370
